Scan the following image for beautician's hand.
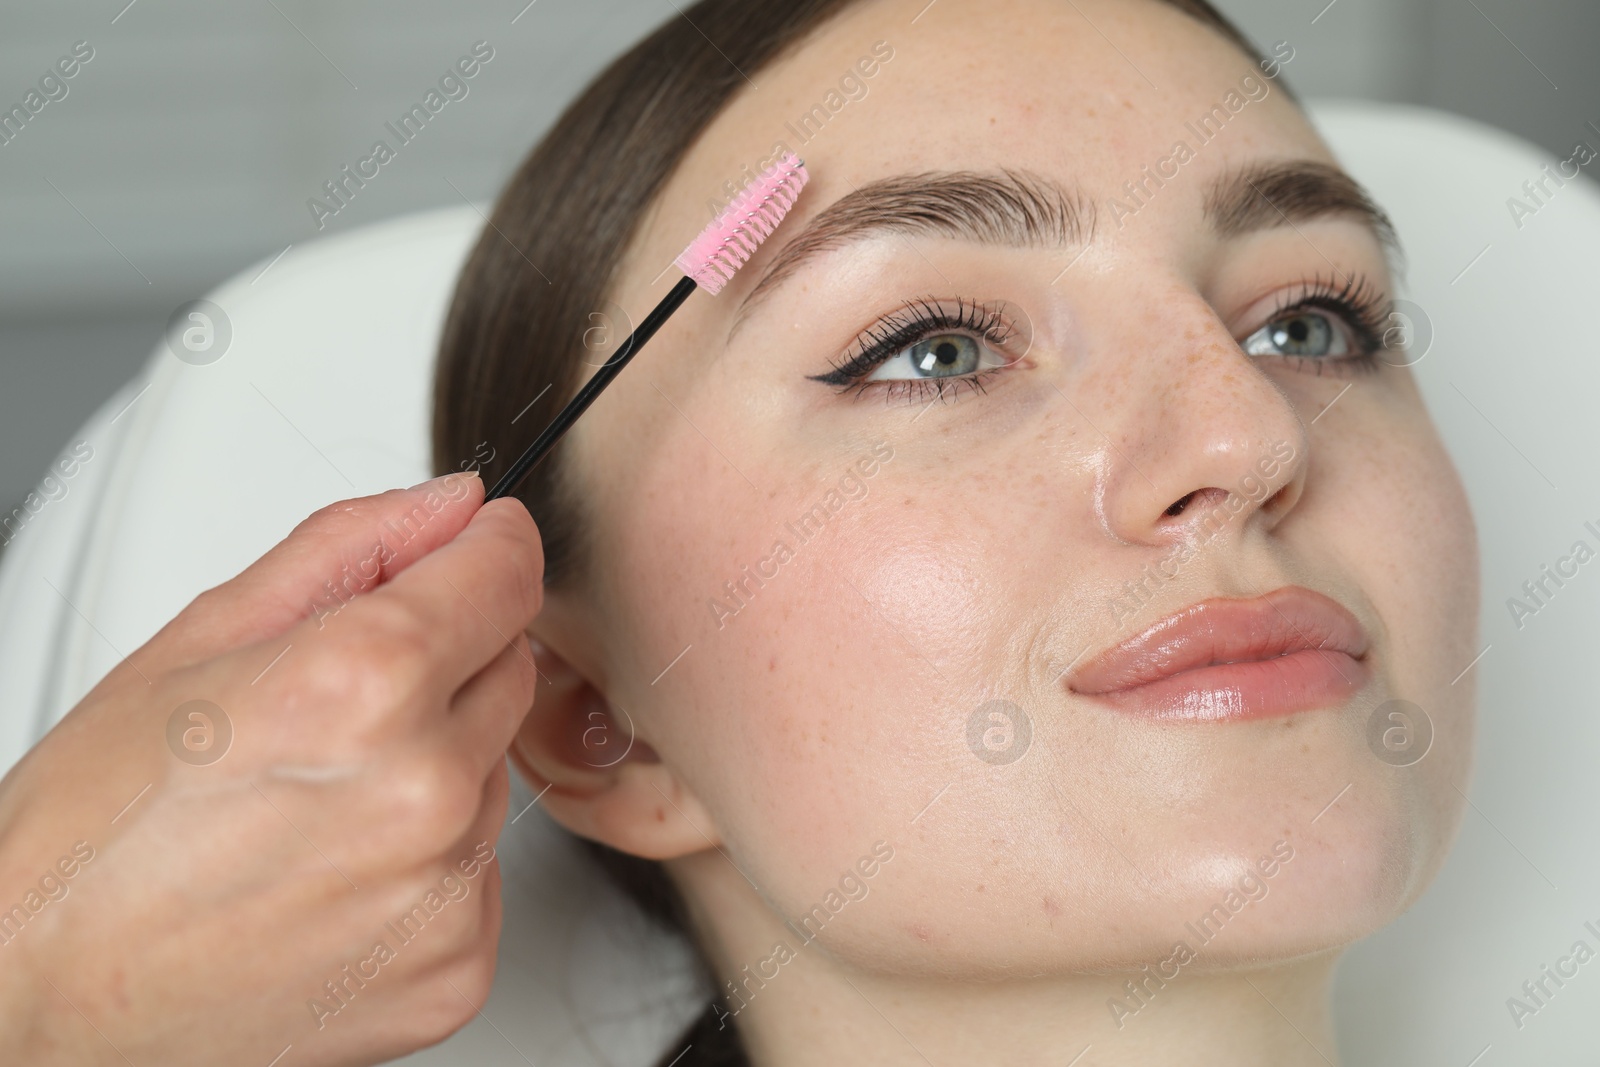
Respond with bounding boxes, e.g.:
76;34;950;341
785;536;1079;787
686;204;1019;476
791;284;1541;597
0;472;542;1067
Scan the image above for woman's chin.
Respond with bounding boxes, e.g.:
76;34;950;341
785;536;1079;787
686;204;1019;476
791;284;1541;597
1132;783;1448;969
803;789;1442;982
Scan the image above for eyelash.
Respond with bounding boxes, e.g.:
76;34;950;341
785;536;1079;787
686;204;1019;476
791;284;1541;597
809;273;1394;403
808;297;1018;405
1254;272;1393;376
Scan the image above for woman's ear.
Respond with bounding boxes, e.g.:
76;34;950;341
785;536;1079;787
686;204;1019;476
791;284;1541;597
510;627;719;861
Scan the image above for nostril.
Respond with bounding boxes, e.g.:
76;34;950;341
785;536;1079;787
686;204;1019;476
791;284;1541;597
1163;487;1230;519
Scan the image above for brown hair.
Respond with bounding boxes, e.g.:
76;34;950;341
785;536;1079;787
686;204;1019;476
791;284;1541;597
431;1;1274;1062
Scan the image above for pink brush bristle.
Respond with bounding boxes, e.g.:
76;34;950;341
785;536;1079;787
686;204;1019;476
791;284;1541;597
674;153;809;296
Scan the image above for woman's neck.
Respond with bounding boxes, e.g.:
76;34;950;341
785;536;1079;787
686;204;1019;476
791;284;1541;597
678;855;1343;1066
720;951;1341;1066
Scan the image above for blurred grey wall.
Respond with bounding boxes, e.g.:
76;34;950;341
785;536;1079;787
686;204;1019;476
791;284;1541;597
1;0;1596;520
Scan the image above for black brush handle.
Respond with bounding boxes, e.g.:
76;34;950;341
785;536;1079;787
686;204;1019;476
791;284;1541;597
486;274;698;501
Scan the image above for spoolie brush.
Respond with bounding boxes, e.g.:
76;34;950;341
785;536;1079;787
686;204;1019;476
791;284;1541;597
486;153;810;501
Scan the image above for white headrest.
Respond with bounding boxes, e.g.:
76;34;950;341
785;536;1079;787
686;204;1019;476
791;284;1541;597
1309;102;1600;1064
1;101;1597;1062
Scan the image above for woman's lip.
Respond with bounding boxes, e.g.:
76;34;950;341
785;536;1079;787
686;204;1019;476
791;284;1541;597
1067;586;1371;721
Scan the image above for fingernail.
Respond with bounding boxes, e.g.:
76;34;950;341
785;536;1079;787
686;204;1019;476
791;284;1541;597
406;470;479;491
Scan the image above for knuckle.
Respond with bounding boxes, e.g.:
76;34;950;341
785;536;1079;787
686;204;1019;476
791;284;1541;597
388;756;481;843
357;595;433;658
185;585;226;620
162;587;224;649
300;640;409;721
404;956;496;1045
315;602;431;707
444;948;498;1013
297;497;371;539
394;996;471;1049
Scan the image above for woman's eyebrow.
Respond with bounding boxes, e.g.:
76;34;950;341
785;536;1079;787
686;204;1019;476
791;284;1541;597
733;168;1092;330
1205;159;1398;251
733;160;1396;329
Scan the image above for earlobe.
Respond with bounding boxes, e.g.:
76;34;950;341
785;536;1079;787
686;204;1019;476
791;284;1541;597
511;627;721;861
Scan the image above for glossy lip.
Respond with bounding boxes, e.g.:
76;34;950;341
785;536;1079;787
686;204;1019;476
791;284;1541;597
1067;586;1372;722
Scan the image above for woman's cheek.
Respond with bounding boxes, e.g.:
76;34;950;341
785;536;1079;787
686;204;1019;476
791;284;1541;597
1325;401;1479;693
1297;394;1478;894
671;481;1009;897
1382;421;1479;882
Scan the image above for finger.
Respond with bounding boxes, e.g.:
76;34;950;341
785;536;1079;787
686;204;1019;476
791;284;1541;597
446;631;539;778
347;496;544;696
438;762;509;901
150;473;485;667
460;761;510;887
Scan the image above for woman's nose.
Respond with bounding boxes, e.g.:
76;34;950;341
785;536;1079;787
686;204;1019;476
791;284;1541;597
1083;288;1309;548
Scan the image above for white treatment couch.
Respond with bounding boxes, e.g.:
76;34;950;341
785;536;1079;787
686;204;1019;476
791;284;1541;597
1;102;1598;1065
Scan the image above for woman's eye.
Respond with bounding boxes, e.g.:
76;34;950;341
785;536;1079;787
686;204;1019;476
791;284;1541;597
810;299;1025;397
866;333;1002;381
1242;311;1350;358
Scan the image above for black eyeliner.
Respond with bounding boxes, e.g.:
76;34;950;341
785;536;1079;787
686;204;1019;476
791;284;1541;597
808;296;1012;387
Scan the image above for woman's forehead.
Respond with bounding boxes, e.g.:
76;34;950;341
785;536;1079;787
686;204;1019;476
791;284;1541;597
637;0;1328;283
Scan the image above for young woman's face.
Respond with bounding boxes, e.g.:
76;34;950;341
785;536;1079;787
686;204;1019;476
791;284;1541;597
543;0;1479;977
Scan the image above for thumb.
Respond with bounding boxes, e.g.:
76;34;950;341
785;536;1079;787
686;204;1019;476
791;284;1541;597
149;471;490;667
